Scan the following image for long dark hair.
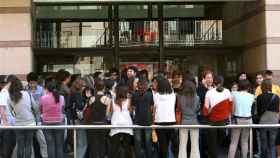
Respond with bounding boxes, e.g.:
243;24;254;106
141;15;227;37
46;81;60;103
180;80;196;106
214;75;224;92
8;75;23;104
115;83;129;110
157;77;173;95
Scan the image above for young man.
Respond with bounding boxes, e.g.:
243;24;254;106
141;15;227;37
26;72;48;158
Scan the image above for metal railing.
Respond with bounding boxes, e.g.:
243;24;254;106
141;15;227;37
1;124;280;158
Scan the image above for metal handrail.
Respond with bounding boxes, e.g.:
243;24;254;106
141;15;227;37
0;124;279;130
1;124;277;158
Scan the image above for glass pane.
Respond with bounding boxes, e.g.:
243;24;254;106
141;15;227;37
36;22;112;48
163;4;204;18
164;20;223;47
119;5;148;19
119;21;158;47
39;56;113;76
36;5;108;19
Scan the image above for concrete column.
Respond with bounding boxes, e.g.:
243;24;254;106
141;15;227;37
0;0;32;79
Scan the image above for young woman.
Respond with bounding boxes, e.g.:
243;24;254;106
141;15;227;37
228;80;254;158
109;83;133;158
256;79;280;158
153;76;177;158
202;76;232;158
7;75;39;158
40;81;65;158
87;78;111;158
178;80;200;158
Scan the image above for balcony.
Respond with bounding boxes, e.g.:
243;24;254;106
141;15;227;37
34;20;222;48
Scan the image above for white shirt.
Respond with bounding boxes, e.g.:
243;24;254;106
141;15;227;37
0;88;15;125
205;88;232;109
110;99;133;136
153;92;176;123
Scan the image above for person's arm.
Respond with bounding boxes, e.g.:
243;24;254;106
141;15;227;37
0;106;8;126
202;92;210;116
255;86;261;97
30;93;40;123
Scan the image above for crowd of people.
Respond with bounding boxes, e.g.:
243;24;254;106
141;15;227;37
0;67;280;158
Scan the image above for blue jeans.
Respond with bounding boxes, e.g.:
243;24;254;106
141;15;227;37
44;129;64;158
77;129;88;158
134;129;153;158
15;130;34;158
260;128;278;158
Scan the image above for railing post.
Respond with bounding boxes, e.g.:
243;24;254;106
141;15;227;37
250;127;253;158
74;128;77;158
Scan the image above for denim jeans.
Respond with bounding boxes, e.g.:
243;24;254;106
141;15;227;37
15;130;35;158
178;129;200;158
134;129;152;158
77;129;88;158
36;129;48;158
260;128;278;158
44;129;64;158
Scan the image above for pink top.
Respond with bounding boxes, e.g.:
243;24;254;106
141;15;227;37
40;92;65;124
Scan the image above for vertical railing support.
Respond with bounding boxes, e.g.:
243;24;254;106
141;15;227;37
249;127;253;158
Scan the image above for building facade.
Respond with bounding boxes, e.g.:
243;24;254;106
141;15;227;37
1;0;280;82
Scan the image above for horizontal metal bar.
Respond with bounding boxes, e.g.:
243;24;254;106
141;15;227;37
34;0;257;4
0;124;280;130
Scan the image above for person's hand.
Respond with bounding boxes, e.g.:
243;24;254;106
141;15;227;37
89;96;95;105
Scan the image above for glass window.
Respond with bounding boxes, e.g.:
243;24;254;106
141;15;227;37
36;5;108;19
36;21;112;48
119;21;158;47
119;5;148;19
163;4;204;18
164;20;222;47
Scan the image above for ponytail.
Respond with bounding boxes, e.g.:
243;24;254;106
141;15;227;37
46;81;60;103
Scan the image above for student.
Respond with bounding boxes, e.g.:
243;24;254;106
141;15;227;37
228;80;254;158
153;77;177;158
26;72;48;158
178;80;200;158
40;81;65;158
87;78;111;158
202;76;232;158
109;83;133;158
7;75;39;158
0;75;16;158
256;79;280;158
69;78;88;158
131;79;154;158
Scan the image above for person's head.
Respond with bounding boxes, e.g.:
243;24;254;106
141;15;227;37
255;72;264;86
128;77;139;93
238;72;247;81
93;72;103;80
83;87;94;98
0;75;8;90
180;80;196;106
104;79;115;91
238;79;251;92
127;66;137;79
261;79;272;93
70;77;86;94
152;76;163;91
157;77;173;95
94;78;105;92
7;75;23;103
139;69;149;80
26;72;39;90
138;79;149;94
83;75;94;89
183;71;196;86
202;70;214;87
110;68;119;81
115;83;129;110
264;70;273;80
45;81;60;103
231;82;238;92
172;71;183;88
56;69;71;86
214;75;224;92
